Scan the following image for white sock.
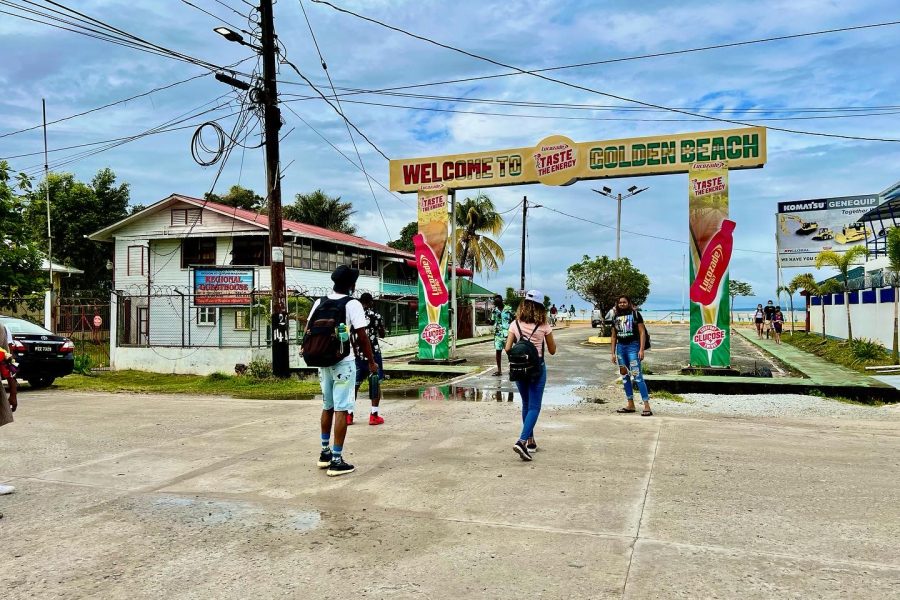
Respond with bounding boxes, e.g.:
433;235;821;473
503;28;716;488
371;407;379;414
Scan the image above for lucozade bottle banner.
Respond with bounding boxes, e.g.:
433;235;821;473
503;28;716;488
688;161;733;367
415;185;451;360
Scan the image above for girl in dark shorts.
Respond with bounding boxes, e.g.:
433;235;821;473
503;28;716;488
753;304;765;339
773;308;785;344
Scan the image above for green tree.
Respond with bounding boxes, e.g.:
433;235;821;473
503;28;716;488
793;273;841;340
814;246;868;341
886;227;900;363
25;168;130;292
283;189;356;234
566;255;650;334
778;278;801;335
504;287;522;313
388;221;417;253
454;192;505;275
0;162;44;308
205;185;265;212
728;280;753;324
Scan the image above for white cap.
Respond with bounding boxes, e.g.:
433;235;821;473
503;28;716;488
524;289;543;303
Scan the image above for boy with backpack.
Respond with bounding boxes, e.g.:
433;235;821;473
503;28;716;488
302;265;377;477
505;290;556;461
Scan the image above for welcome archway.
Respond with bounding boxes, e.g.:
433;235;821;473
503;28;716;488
389;127;767;368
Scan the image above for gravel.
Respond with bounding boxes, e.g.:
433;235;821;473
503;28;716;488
651;393;900;420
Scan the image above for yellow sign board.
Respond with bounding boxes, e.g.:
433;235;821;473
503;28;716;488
389;127;766;192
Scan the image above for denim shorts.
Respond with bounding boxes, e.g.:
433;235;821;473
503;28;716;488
319;360;356;412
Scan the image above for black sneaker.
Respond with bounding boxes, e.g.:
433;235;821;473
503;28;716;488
326;457;356;477
513;440;533;461
317;449;333;468
526;440;538;453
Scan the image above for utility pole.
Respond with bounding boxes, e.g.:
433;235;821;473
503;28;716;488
520;196;527;293
260;0;289;377
593;185;649;259
42;99;53;327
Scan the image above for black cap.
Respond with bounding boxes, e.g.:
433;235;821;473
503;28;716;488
331;265;360;290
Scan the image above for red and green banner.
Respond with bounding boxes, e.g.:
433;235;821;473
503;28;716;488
416;185;451;360
688;161;734;367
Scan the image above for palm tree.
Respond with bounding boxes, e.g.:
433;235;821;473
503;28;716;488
778;279;801;336
815;246;868;342
792;274;839;340
886;227;900;363
454;192;505;275
284;189;356;234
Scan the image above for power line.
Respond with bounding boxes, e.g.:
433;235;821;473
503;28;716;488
280;102;411;208
296;0;392;240
311;1;900;143
179;0;251;35
282;96;900;123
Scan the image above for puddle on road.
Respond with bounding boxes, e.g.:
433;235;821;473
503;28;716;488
139;496;321;531
402;378;592;406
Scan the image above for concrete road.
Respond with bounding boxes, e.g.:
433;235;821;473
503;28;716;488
2;384;899;598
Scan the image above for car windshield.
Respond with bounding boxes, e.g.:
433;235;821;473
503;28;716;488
1;317;52;335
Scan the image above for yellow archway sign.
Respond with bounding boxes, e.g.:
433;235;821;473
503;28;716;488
391;127;767;365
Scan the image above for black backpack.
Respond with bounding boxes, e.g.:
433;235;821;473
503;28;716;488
507;321;544;382
638;312;652;350
301;296;353;367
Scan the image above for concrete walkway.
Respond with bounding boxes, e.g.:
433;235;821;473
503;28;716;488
2;390;899;598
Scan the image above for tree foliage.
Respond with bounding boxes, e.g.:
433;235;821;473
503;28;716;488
887;227;900;285
566;255;650;318
454;192;505;275
205;185;265;212
728;280;754;324
504;287;522;312
815;246;868;341
0;162;44;307
388;221;417;253
25;168;130;292
284;189;356;234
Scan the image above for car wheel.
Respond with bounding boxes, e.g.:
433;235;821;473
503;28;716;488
27;376;56;389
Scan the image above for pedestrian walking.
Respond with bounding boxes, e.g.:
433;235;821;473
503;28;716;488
505;290;556;461
568;304;576;319
351;292;386;426
753;304;765;339
302;266;377;477
491;295;513;377
764;300;776;339
549;303;558;326
1;321;19;499
612;295;653;417
773;308;785;345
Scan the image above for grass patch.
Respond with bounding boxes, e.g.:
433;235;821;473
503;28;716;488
653;390;689;403
54;370;447;400
782;332;893;374
806;387;885;407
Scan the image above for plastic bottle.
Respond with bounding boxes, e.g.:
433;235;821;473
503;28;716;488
337;323;349;342
690;220;736;306
368;371;380;401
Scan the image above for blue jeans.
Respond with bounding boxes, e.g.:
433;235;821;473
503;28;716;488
616;340;650;402
514;362;546;441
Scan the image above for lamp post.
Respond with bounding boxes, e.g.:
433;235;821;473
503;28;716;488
592;185;648;259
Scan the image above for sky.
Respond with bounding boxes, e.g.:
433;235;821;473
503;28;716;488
2;0;900;309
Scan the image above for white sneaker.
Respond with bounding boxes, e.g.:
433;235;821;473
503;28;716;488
0;484;15;495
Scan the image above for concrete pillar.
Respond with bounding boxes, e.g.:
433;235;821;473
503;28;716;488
44;290;53;331
109;292;118;371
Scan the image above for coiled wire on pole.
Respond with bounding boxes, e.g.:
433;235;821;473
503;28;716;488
191;121;227;166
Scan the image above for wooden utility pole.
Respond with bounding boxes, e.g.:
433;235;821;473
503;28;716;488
259;0;290;377
520;196;527;293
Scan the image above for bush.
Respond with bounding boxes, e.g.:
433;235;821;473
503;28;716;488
73;353;94;375
247;358;274;380
206;372;231;382
850;338;889;363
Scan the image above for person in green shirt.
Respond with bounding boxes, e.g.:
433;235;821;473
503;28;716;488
491;295;512;377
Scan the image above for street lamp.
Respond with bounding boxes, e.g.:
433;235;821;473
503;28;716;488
592;185;649;259
213;26;262;51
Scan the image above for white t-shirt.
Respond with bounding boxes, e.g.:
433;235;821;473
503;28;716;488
308;293;368;364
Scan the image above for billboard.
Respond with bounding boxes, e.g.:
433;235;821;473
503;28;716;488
776;195;880;268
389;127;766;193
688;161;733;368
192;268;254;306
414;185;451;360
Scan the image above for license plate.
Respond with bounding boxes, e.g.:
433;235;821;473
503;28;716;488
34;345;52;352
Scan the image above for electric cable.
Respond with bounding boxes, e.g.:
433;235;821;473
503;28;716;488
179;0;252;36
296;0;392;240
311;0;900;143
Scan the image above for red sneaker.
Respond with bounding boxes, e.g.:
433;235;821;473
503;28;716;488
369;414;384;426
346;413;354;425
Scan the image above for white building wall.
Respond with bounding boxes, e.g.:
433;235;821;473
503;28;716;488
808;292;896;348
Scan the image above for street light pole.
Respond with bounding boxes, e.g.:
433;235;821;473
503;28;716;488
592;186;649;259
259;0;289;377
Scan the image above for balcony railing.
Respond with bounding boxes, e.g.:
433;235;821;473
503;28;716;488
381;277;417;296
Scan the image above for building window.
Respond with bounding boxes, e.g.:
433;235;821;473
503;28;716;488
232;236;270;266
171;208;202;226
235;309;251;330
197;307;217;326
127;245;146;276
182;238;217;268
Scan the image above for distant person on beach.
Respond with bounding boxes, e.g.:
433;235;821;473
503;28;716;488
754;304;765;338
549;304;558;326
569;304;576;318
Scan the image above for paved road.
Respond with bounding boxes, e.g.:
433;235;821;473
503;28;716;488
1;378;898;598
